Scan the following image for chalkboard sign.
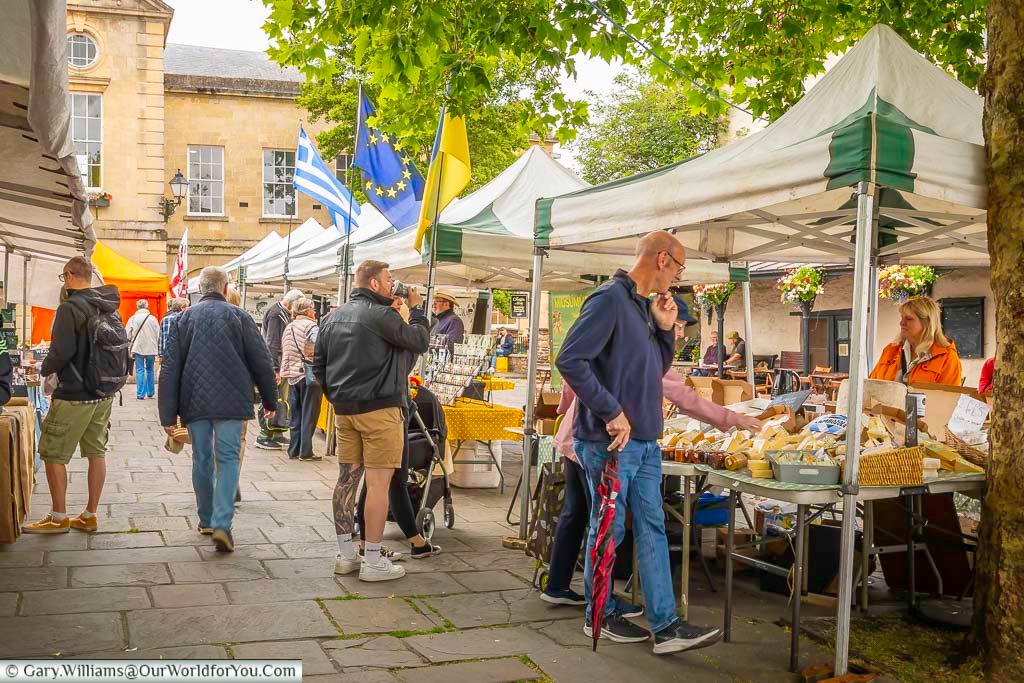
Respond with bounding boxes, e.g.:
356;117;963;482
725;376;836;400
510;293;528;318
768;389;812;412
940;297;984;359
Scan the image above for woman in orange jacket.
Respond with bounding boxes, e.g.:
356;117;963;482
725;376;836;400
869;296;962;386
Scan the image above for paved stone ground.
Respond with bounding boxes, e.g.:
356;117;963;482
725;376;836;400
0;390;849;682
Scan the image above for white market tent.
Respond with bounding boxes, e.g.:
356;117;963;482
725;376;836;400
0;0;96;312
186;230;285;293
526;24;986;675
244;204;396;288
353;145;733;290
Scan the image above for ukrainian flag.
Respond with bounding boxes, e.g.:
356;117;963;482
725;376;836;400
414;110;471;252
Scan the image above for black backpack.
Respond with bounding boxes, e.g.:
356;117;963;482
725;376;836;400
67;300;130;398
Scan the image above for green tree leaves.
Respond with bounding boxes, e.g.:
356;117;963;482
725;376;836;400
570;74;726;184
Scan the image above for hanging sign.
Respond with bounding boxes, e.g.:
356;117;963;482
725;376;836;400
510;293;529;318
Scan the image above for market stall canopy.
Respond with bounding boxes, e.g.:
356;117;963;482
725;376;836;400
536;25;986;268
353;146;732;290
92;241;169;321
0;0;96;263
187;230;284;293
244;204;396;286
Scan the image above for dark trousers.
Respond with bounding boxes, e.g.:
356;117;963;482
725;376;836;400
356;420;419;540
287;378;323;458
547;457;592;591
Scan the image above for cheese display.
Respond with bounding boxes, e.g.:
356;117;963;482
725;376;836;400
659;397;986;485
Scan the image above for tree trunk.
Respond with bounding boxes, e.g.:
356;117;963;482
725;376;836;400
973;2;1024;680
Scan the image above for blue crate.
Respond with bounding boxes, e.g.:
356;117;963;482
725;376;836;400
695;493;730;527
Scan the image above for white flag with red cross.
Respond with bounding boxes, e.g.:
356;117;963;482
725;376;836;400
169;229;188;297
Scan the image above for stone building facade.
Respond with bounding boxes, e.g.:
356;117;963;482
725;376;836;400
66;0;333;276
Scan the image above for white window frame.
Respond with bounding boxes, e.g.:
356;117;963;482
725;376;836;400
186;145;225;216
335;153;353;182
66;33;99;69
70;93;102;192
262;149;297;218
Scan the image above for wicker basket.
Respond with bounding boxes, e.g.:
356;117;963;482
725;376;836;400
945;427;988;468
855;446;925;487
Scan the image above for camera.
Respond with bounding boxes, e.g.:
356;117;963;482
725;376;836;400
392;280;409;299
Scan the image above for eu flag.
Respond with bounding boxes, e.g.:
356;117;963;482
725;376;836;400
353;93;425;231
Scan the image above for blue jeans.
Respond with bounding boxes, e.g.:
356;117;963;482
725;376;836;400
577;438;676;633
187;420;243;530
134;355;155;398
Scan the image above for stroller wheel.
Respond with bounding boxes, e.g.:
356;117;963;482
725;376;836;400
416;508;436;542
443;503;456;529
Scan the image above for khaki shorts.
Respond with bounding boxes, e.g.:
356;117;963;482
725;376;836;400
335;407;404;469
39;397;114;465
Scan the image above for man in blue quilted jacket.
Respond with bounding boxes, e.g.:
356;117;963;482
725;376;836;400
159;266;278;553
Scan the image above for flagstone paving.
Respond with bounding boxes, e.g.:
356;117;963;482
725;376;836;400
0;391;859;681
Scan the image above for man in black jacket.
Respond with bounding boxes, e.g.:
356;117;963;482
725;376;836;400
159;266;278;553
24;256;120;535
314;260;429;582
257;288;305;450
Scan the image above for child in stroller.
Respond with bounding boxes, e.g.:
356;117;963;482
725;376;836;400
355;381;454;560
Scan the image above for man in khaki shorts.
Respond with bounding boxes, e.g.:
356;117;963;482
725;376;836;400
24;257;123;534
313;260;429;582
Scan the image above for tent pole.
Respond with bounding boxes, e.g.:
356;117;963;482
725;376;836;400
742;279;755;387
21;256;29;348
519;249;545;539
342;236;352;303
834;180;875;676
865;212;880;364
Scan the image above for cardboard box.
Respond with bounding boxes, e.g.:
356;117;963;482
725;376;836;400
908;382;984;436
534;391;561;420
686;376;715;402
712;379;754;406
535;419;557;436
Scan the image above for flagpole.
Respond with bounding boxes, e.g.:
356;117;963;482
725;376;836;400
340;82;364;304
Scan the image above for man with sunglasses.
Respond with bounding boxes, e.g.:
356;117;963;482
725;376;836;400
556;230;721;655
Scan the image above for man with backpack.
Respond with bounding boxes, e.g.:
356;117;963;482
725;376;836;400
23;256;128;534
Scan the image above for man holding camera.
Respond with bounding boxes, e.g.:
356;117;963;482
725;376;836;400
314;260;430;582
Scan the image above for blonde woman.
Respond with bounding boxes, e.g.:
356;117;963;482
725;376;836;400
869;296;962;386
280;298;323;461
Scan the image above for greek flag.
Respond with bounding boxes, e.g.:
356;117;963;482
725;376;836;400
294;127;361;234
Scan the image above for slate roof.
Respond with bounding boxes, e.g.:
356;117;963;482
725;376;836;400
163;44;303;96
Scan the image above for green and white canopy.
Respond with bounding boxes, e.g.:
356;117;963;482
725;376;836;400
537;25;986;268
353;145;733;289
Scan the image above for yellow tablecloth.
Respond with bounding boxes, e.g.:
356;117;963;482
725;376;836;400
474;377;516;392
442;398;524;442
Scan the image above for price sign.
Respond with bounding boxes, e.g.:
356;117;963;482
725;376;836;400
510;293;528;318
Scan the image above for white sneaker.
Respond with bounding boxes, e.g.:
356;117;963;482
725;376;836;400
359;556;406;582
334;553;361;575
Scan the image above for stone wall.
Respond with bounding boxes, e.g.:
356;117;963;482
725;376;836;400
162;91;334;276
697;268;995;387
68;2;172;272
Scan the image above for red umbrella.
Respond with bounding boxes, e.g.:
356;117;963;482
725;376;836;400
589;451;621;651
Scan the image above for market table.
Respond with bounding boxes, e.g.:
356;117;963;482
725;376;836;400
442;398;525;493
705;467;985;672
473;376;516;402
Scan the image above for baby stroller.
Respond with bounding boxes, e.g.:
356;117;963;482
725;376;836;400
404;382;455;541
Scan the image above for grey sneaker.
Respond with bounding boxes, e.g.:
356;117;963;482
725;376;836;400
583;612;650;643
652;619;721;655
359;556;406;582
334;553;361;575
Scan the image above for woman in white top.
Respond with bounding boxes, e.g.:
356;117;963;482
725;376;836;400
125;299;160;400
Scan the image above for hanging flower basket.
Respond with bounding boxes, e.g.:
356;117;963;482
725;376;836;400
693;283;735;324
878;265;937;304
88;191;112;207
777;266;825;309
